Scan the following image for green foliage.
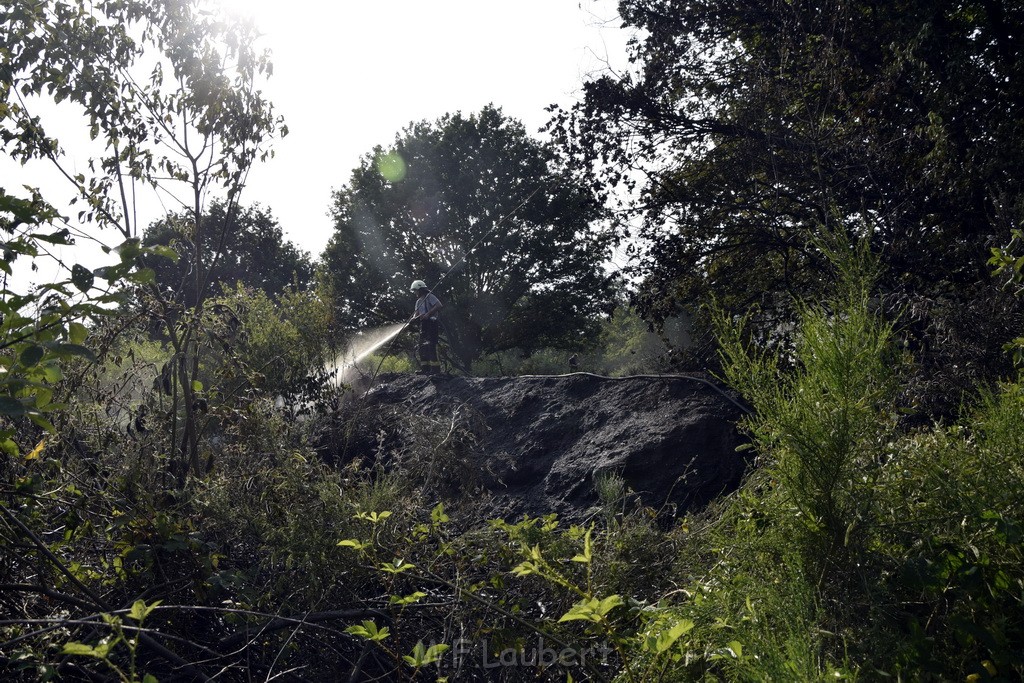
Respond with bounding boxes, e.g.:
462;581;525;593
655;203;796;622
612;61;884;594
468;304;672;377
142;201;313;309
471;347;576;376
61;600;161;683
0;190;159;455
3;0;286;481
331;501;696;682
989;227;1024;368
869;387;1024;677
689;236;1024;679
715;238;899;552
402;640;450;668
365;351;414;375
9;259;1021;681
323;104;615;367
2;1;283;233
345;619;390;642
197;437;376;609
595;306;674;376
554;0;1024;406
208;280;334;396
3;2;1022;679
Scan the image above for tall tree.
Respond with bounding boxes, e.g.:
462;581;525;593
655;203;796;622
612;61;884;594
323;105;615;366
0;2;285;678
143;201;312;308
551;0;1024;406
2;0;284;476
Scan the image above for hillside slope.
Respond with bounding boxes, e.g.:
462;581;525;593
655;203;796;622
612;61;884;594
333;373;750;520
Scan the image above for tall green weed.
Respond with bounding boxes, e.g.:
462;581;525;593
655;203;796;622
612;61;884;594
697;235;1024;679
715;238;899;558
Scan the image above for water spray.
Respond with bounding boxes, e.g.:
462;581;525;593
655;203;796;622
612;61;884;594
311;181;552;400
328;322;409;385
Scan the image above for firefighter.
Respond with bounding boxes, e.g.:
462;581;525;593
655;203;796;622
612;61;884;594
410;280;442;374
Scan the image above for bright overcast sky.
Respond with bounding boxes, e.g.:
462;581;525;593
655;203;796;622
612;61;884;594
4;1;633;288
223;0;632;257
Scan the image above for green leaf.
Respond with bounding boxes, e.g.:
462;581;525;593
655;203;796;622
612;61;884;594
0;396;26;416
115;238;142;262
558;595;624;623
36;229;73;245
19;344;44;367
71;264;94;293
511;560;540;577
597;594;625;615
653;619;694;653
337;539;369;551
128;598;161;622
355;510;392;524
345;620;389;641
92;637;116;659
68;321;89;345
147;244;179;262
389;591;427;606
431;502;449;525
402;640;449;668
191;380;203;393
130;267;156;285
380;559;416;574
570;528;593;563
424;642;450;664
32;386;53;408
62;642;98;657
40;366;62;387
28;413;56;433
46;343;96;362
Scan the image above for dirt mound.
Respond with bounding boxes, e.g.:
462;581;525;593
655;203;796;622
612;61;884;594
335;373;750;521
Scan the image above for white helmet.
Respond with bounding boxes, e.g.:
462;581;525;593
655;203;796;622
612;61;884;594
410;279;428;292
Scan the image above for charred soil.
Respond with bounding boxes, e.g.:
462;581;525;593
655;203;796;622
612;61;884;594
327;373;750;521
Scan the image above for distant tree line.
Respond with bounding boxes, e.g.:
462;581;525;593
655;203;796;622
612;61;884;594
143;201;313;309
143;105;617;370
321;104;616;368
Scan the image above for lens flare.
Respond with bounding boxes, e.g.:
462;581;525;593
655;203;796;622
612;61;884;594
376;151;407;183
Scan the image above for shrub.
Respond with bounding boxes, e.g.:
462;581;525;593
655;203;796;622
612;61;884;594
715;237;900;557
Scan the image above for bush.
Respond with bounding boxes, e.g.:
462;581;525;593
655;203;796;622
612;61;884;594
210;280;334;396
679;236;1024;679
715;239;900;558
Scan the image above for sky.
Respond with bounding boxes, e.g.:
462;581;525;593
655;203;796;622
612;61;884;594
241;0;632;257
5;1;634;288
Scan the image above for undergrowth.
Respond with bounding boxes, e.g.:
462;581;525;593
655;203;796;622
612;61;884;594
2;237;1023;681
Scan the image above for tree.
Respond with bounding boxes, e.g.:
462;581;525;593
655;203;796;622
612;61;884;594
323;105;615;367
143;200;312;308
552;0;1024;392
2;0;284;476
1;2;286;678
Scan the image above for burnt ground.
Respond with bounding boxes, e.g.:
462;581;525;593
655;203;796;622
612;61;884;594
328;372;751;521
